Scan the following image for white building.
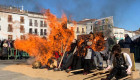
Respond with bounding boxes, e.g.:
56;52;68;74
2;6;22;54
124;30;136;38
113;27;125;42
78;16;114;36
78;19;96;34
113;27;136;42
0;5;48;40
28;12;48;37
67;22;86;39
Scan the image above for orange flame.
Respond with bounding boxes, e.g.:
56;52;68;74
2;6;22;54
14;9;75;65
91;32;105;51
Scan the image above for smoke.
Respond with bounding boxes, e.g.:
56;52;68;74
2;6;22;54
41;0;136;22
26;57;35;65
0;0;136;21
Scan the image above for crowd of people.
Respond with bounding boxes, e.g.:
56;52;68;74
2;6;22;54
0;39;15;59
44;33;133;80
0;33;136;79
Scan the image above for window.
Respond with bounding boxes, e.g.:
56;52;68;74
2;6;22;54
100;26;103;30
82;28;85;33
20;16;24;23
29;28;32;34
34;20;38;27
8;15;12;22
91;26;92;30
102;19;105;25
102;25;104;30
44;21;47;27
20;35;25;40
29;19;32;26
40;29;43;35
8;24;13;32
20;25;25;33
95;24;98;27
44;29;47;35
105;25;107;30
35;29;38;35
8;35;13;40
76;27;80;33
108;24;112;29
40;21;43;27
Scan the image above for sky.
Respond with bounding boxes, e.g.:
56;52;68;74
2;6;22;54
0;0;140;31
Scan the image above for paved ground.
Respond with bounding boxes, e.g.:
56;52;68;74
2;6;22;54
0;60;46;80
0;60;140;80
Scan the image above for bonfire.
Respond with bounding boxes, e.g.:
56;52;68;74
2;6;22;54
14;9;75;66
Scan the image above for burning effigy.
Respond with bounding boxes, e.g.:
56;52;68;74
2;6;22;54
14;9;107;72
14;9;75;68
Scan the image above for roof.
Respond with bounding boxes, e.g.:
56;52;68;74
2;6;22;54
133;30;140;35
131;34;140;41
113;27;124;29
125;30;134;33
78;19;96;24
0;5;27;14
28;11;43;15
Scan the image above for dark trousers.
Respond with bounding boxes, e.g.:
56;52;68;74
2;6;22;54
107;66;128;80
84;59;92;72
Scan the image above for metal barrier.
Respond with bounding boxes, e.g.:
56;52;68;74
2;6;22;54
7;48;29;60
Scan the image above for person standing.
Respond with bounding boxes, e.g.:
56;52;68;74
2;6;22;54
124;34;132;48
2;40;8;59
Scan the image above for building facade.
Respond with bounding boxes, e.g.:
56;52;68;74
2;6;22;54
113;27;125;42
0;6;48;40
78;19;96;34
113;27;136;42
78;16;114;37
28;12;48;37
67;22;86;39
124;30;136;38
92;16;114;37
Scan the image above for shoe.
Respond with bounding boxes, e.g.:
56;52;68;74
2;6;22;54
98;67;104;70
66;69;71;73
83;72;87;75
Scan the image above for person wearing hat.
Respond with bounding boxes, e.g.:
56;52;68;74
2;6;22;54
83;41;95;75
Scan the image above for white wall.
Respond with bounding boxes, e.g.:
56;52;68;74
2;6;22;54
86;22;93;34
125;30;136;38
0;12;28;40
113;28;125;42
0;11;48;40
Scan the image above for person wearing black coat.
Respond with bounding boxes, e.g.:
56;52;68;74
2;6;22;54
118;39;124;48
124;34;132;48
